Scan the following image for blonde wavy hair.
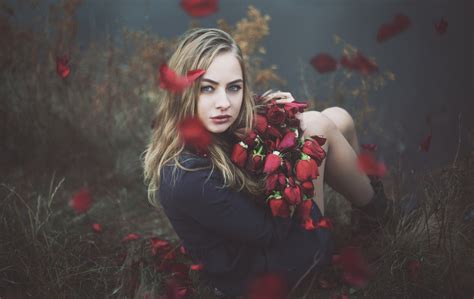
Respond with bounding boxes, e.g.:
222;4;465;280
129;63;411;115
143;28;273;207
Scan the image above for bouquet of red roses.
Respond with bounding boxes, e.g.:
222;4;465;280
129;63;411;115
231;95;330;231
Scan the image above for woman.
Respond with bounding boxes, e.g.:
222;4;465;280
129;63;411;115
143;28;390;298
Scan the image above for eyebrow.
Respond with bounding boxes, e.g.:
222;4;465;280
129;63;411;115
201;78;243;85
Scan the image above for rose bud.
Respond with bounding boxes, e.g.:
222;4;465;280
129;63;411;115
277;130;297;151
303;218;317;230
263;151;282;174
295;155;319;182
266;173;279;194
302;139;326;166
283;184;302;205
231;141;249;168
297;199;313;220
278;172;287;186
247;154;263;173
301;181;315;197
255;114;268;134
268;198;290;218
267;104;286;125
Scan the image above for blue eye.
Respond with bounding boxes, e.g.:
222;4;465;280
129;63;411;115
228;85;242;92
200;86;214;93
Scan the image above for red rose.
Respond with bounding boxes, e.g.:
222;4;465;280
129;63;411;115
231;142;248;168
277;130;297;151
295;157;319;182
301;180;315;197
263;152;282;174
264;139;276;152
267;105;286;125
268;198;290;218
302;139;326;166
283;184;302;205
297;199;313;220
265;173;279;194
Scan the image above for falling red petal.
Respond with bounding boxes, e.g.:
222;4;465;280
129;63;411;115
333;246;371;288
310;53;338;74
190;263;204;271
158;64;205;94
56;55;71;79
419;133;432;152
69;188;92;214
435;18;448;35
178;117;212;155
376;13;412;42
357;152;387;177
92;223;102;233
180;0;219;18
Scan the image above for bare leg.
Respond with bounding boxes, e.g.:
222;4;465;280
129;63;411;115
297;109;373;215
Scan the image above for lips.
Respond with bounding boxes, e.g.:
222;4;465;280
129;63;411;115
211;115;231;119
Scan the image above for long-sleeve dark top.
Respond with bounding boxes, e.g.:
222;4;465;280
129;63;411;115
158;152;333;297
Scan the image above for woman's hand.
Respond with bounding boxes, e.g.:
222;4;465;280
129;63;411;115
260;90;295;104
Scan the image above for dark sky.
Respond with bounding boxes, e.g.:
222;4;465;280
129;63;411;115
13;0;474;173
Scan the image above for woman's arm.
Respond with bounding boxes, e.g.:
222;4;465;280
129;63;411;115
170;165;293;248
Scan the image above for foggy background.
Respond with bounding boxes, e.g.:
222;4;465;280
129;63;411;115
12;0;474;174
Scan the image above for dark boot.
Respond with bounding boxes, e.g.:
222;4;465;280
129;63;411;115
350;175;394;237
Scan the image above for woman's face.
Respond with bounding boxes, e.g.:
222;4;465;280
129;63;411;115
197;51;244;134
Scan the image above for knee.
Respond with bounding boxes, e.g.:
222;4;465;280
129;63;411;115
298;111;338;138
321;106;356;137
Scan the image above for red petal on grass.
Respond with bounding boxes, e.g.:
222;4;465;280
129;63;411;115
122;233;141;242
151;237;171;256
333;246;371;288
407;260;421;281
180;0;218;18
56;55;70;79
419;133;432;152
69;188;92;214
310;53;338;74
92;223;102;233
178;117;212;154
435;18;448;35
190;263;204;271
161;278;190;299
246;272;289;299
158;64;205;94
357;152;387;177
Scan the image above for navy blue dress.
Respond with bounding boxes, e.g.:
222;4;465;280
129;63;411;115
158;152;333;297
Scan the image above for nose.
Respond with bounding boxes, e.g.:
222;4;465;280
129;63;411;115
215;88;231;110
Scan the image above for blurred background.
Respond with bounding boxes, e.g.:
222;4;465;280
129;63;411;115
1;0;473;298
